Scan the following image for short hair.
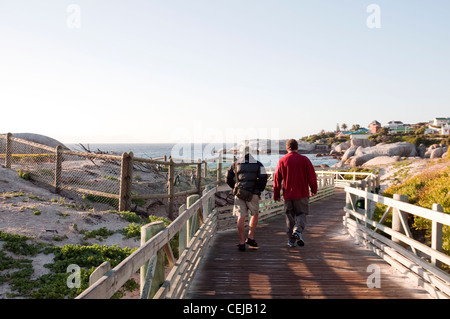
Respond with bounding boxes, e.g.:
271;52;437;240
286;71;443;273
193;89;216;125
286;139;298;151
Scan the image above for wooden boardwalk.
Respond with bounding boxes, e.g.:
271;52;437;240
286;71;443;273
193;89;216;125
186;189;430;299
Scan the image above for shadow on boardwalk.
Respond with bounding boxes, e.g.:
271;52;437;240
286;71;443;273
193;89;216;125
187;189;430;299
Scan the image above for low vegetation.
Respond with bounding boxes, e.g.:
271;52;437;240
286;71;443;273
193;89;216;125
373;161;450;257
0;208;176;298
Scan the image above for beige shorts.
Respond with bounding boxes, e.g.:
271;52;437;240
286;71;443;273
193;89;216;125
232;194;260;217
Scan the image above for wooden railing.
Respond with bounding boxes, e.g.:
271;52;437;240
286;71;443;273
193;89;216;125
343;186;450;299
215;175;335;231
316;170;380;193
76;174;336;299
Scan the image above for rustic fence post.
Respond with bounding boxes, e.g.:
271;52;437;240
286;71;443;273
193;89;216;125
54;145;62;193
196;159;202;195
119;152;133;211
203;160;207;178
140;221;166;299
5;132;12;168
216;153;222;184
431;203;444;267
168;157;175;220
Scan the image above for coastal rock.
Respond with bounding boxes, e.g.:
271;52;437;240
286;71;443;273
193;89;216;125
417;144;426;158
334;141;351;153
350;142;417;167
362;156;400;167
350;138;375;148
341;146;357;162
430;146;448;159
2;133;68;150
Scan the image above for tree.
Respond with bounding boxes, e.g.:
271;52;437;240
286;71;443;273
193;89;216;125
341;123;348;131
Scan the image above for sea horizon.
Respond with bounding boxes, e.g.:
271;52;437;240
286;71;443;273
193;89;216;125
66;142;339;169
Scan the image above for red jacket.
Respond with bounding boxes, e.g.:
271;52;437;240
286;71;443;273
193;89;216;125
273;152;318;201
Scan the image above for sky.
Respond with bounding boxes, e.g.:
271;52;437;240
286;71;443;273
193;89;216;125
1;1;449;144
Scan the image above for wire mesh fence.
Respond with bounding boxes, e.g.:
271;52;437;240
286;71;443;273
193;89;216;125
1;133;226;215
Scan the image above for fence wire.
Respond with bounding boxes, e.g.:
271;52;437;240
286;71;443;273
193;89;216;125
1;134;226;212
60;152;122;207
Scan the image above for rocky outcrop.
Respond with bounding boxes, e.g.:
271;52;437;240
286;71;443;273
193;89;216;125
424;144;448;159
8;133;68;149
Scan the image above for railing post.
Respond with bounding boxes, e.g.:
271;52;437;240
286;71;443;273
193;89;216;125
5;132;12;168
196;159;202;195
431;203;444;268
119;152;133;211
140;221;166;299
178;204;187;253
54;145;62;193
216;153;223;184
392;194;409;247
186;194;200;244
168;157;175;220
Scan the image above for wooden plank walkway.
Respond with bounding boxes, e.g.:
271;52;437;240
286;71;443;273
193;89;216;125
186;189;430;299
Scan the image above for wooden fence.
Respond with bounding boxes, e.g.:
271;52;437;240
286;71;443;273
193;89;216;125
214;175;335;231
316;170;380;193
343;186;450;299
0;133;230;219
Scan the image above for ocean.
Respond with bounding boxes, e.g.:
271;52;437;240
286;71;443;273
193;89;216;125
66;143;339;169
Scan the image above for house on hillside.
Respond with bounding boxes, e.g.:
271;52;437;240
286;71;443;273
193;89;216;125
386;120;413;134
432;117;450;127
425;127;439;135
441;125;450;135
368;120;381;134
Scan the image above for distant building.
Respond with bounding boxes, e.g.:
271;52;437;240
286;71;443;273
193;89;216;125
425;127;439;135
386;121;404;129
441;125;450;135
368;120;381;134
432;117;450;127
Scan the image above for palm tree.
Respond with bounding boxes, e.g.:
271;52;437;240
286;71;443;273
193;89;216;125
341;123;348;131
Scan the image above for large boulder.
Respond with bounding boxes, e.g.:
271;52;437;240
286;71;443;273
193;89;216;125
341;146;357;162
10;133;68;149
350;138;375;148
334;141;351;153
430;146;448;159
350;142;417;167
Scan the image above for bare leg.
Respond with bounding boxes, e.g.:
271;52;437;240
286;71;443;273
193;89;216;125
237;216;246;244
248;213;259;240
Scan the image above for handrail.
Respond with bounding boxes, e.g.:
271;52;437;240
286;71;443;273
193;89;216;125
343;186;450;299
76;174;337;299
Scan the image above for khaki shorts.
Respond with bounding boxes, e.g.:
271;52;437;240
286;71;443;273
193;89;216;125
232;194;260;217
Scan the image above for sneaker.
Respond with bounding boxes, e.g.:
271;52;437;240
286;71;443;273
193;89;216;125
237;243;246;251
245;238;259;249
293;231;304;247
287;240;296;248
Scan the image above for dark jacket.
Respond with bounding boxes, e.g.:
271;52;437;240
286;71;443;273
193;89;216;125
226;154;268;195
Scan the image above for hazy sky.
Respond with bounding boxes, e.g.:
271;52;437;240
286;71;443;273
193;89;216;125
1;1;449;144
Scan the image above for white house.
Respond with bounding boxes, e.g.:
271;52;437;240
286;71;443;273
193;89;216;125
386;120;404;129
433;117;450;127
425;127;439;135
441;125;450;136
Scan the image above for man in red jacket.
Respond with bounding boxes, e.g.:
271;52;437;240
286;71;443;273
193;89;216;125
273;139;317;247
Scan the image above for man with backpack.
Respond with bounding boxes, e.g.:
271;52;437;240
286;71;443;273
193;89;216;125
226;147;268;251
